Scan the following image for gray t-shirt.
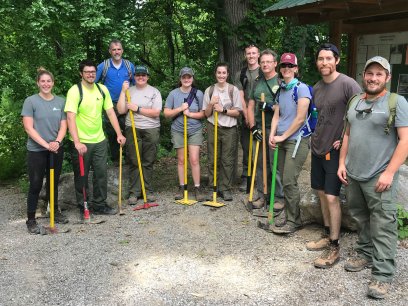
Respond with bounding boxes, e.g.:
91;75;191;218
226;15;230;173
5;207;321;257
346;92;408;181
276;82;312;141
165;88;204;135
312;74;361;156
21;94;66;152
234;67;260;103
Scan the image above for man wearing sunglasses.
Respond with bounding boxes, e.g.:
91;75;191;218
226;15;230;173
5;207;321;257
308;43;361;269
338;56;408;299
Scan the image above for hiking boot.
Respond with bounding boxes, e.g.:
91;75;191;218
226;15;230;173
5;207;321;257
273;201;285;211
367;280;390;299
175;186;184;201
313;244;340;269
306;236;330;251
252;197;265;209
344;254;373;272
219;190;233;201
26;219;40;234
194;186;205;202
270;223;299;235
93;205;117;215
54;210;69;224
239;177;247;192
127;196;139;205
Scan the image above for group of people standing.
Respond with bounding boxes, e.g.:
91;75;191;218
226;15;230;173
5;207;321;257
22;39;408;299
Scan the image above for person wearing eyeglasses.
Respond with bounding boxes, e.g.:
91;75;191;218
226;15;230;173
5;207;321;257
96;39;135;165
267;53;311;234
337;56;408;299
307;43;361;269
247;49;284;210
65;59;126;216
117;65;162;205
234;44;260;192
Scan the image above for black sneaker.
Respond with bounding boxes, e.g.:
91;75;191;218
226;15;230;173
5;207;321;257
26;219;40;234
93;205;117;215
54;211;69;224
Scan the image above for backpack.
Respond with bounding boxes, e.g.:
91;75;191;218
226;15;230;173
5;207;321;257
208;84;234;102
276;81;316;137
341;92;398;139
240;67;263;91
186;87;199;107
76;82;106;113
101;59;133;84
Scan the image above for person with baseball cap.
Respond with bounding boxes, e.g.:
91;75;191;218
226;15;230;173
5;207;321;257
164;67;205;201
267;53;312;234
307;43;361;269
117;65;162;205
338;56;408;299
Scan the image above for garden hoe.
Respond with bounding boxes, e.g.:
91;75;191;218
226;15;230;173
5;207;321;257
75;155;105;225
126;90;159;211
118;145;125;215
258;146;278;230
243;138;260;212
40;152;70;234
175;111;197;205
203;111;224;208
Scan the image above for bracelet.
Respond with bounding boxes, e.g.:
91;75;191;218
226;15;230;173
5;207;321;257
55;140;61;145
136;106;141;114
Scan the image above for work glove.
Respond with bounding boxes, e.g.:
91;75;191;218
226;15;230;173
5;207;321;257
260;102;273;112
251;126;263;142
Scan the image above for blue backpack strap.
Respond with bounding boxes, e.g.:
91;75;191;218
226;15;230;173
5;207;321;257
123;59;133;83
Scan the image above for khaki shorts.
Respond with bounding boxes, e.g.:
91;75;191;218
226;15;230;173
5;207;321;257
171;128;203;149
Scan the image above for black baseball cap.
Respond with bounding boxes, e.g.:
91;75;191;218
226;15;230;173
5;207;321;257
316;43;340;58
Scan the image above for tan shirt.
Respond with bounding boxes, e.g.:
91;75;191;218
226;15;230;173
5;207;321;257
202;83;242;127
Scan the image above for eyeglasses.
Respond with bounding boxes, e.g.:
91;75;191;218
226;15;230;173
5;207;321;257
354;98;374;114
280;63;296;68
260;60;276;65
83;71;96;75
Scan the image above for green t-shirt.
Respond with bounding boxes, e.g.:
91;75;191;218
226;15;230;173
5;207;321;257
249;76;279;128
64;83;113;143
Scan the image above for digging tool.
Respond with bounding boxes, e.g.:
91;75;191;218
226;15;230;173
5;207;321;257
126;90;159;211
246;130;253;194
203;111;224;208
257;145;279;229
260;93;268;212
176;111;197;205
79;154;91;223
118;145;125;215
243;139;260;212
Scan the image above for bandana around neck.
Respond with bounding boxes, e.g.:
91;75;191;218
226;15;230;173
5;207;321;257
281;78;299;90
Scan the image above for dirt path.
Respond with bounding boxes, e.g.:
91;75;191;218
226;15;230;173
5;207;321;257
0;163;407;305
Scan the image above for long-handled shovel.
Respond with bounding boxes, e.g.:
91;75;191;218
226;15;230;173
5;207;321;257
243;139;260;212
118;145;125;215
176;112;197;205
126;90;159;211
40;152;71;235
203;111;224;208
246;130;253;194
258;145;278;229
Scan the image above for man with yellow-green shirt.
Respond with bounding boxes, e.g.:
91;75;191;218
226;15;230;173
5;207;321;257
65;59;126;215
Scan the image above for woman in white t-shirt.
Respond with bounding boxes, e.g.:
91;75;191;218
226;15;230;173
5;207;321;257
202;63;242;201
117;65;162;205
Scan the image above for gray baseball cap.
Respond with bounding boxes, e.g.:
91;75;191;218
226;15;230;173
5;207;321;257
364;56;391;73
179;67;194;77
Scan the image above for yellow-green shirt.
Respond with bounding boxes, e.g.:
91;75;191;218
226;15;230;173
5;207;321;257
64;83;113;143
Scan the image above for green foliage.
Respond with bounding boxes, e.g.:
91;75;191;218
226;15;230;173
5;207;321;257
397;204;408;240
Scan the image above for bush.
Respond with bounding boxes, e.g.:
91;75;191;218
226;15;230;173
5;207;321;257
397;204;408;240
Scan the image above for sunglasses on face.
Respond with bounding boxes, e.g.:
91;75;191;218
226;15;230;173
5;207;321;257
354;98;374;114
135;74;147;77
280;63;296;68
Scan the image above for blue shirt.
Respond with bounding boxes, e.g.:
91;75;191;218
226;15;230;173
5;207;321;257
96;59;135;102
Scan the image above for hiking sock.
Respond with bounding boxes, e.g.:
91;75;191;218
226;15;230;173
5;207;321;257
329;239;339;247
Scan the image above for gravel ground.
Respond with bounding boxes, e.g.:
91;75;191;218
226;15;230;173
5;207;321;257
1;162;407;306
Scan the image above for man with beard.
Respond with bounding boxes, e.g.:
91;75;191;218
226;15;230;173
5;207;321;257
65;59;126;216
247;49;284;210
308;43;360;268
338;56;408;299
96;39;135;163
234;45;260;191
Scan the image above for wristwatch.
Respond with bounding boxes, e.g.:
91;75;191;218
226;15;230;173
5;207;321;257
223;108;227;114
